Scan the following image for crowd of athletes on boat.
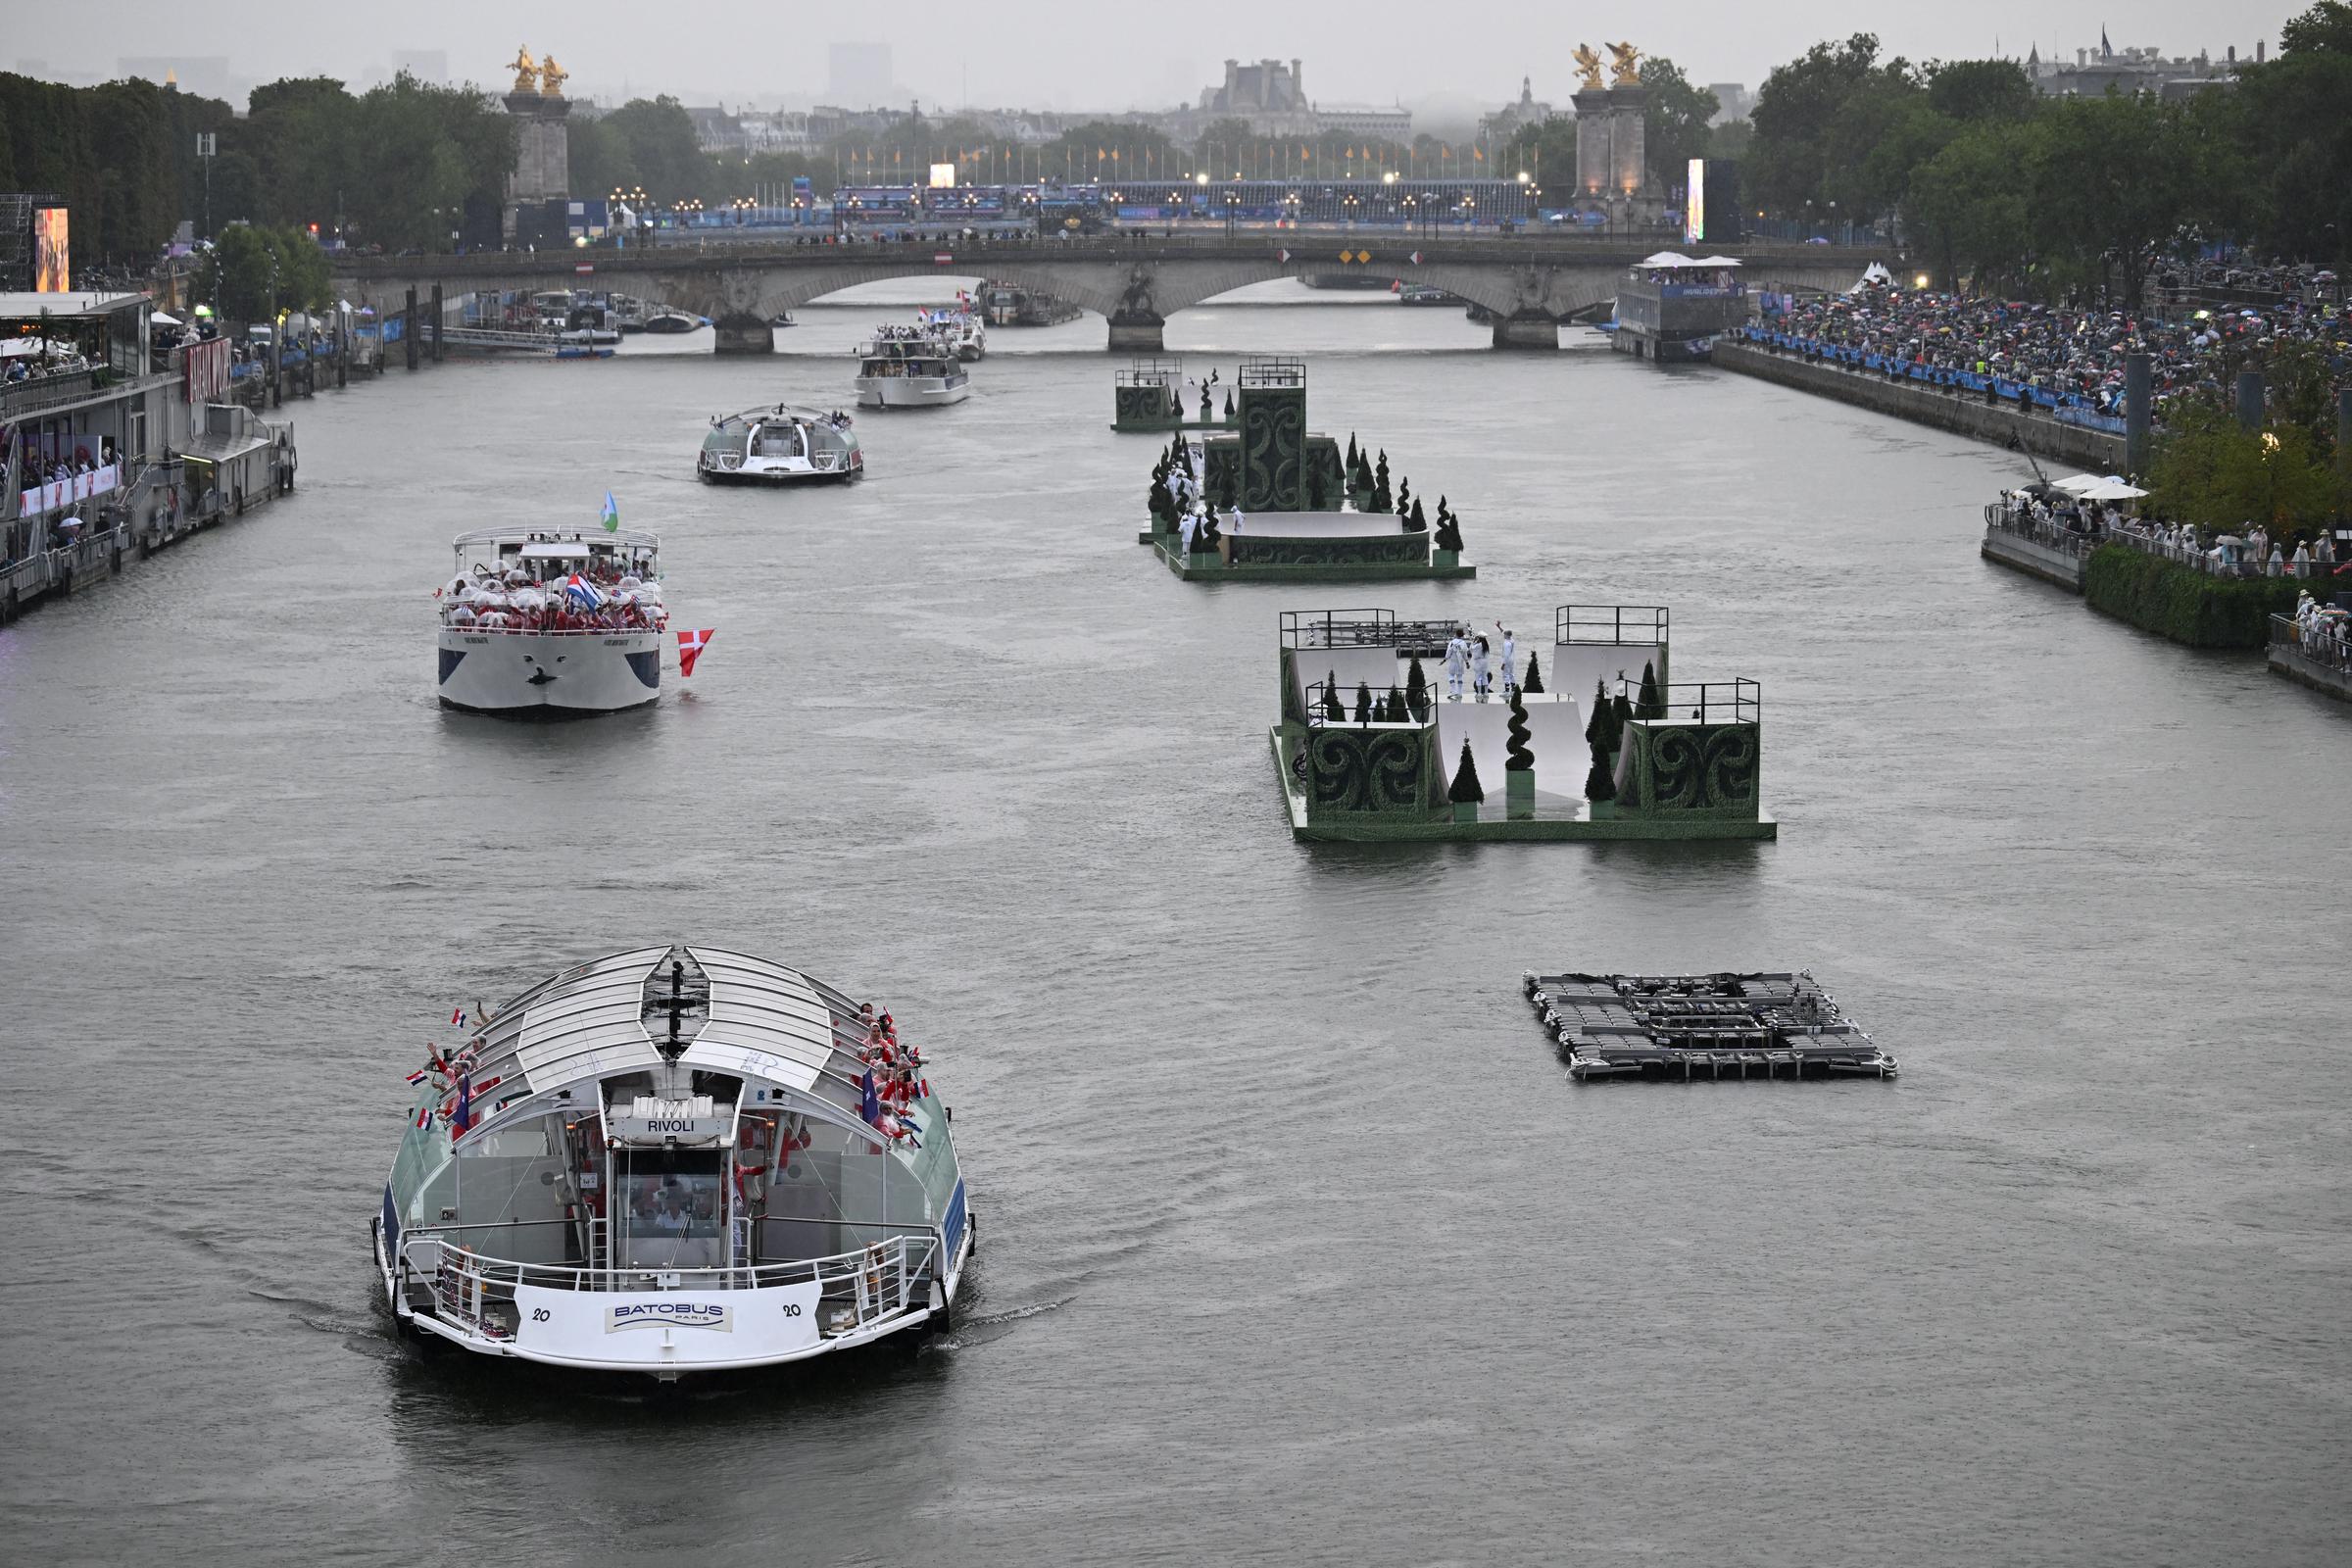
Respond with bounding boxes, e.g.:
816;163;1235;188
1759;275;2349;416
437;545;668;632
848;1003;930;1147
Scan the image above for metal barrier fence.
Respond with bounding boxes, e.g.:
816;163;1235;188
1982;506;2092;558
2273;612;2352;672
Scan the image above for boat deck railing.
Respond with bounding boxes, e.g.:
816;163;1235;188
1238;354;1306;389
1982;505;2093;558
1554;604;1669;646
402;1224;941;1341
439;617;662;636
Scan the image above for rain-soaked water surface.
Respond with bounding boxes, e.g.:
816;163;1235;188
3;285;2348;1566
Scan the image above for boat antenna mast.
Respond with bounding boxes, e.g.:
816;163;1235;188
659;957;688;1061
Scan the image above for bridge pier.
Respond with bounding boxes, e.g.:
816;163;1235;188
1107;311;1165;355
1491;311;1561;351
713;313;774;356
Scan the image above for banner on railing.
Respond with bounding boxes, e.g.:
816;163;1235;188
184;337;230;404
17;463;118;518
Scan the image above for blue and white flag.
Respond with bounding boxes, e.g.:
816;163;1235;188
858;1069;881;1127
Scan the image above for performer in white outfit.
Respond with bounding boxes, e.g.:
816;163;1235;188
1445;631;1467;701
1493;622;1516;694
1472;636;1493;701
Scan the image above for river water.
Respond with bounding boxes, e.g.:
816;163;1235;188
3;285;2347;1566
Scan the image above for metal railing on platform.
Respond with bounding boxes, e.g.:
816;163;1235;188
1301;676;1429;726
1556;605;1669;646
1983;507;2092;558
2273;612;2352;672
1642;679;1761;726
1281;609;1463;651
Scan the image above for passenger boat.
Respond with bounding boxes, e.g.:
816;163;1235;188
698;403;863;485
371;945;973;1379
642;311;700;335
854;331;970;409
436;526;668;714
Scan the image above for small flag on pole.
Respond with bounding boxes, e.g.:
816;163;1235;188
405;1067;429;1086
600;490;619;532
450;1005;465;1025
677;627;714;677
414;1104;433;1130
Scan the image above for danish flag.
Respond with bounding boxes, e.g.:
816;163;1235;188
677;627;715;677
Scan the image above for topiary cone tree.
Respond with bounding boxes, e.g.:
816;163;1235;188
1396;475;1412;517
1308;462;1328;510
1407;497;1428;532
1584;679;1610;746
1637;660;1663;720
1611;684;1634;748
1224;388;1235;419
1354;680;1373;724
1347;433;1359;470
1521;650;1544;694
1373;450;1392;514
1385;684;1405;721
1448;737;1485;804
1505;687;1534;773
1405;656;1430;721
1584;723;1617;802
1433;501;1462;554
1322;670;1347;723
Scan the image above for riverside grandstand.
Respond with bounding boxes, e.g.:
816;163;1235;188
1739;276;2350;432
666;180;1548;242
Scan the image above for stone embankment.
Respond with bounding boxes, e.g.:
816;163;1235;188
1712;340;2127;470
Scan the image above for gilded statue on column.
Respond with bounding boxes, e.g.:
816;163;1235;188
509;46;538;95
1606;42;1643;86
1573;45;1604;92
538;55;569;98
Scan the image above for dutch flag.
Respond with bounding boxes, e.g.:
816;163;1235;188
564;573;605;611
405;1067;430;1086
449;1005;466;1026
414;1104;433;1130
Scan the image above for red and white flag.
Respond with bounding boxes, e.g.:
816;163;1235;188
1276;248;1292;265
1409;250;1424;266
677;628;715;677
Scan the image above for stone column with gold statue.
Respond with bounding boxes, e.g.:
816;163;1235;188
501;46;573;246
1569;42;1666;226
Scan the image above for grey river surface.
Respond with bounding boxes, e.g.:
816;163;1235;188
3;289;2348;1566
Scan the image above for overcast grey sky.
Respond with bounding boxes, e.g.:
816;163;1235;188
37;0;2311;116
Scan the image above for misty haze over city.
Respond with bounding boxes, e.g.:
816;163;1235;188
26;1;2311;126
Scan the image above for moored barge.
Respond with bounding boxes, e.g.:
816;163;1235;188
1523;971;1897;1080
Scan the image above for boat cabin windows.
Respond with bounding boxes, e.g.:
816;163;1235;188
615;1149;725;1270
753;421;806;460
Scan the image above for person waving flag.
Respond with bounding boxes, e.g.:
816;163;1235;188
676;627;714;676
600;490;620;532
564;573;604;611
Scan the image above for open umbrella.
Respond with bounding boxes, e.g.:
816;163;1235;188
2076;480;2147;501
151;311;182;327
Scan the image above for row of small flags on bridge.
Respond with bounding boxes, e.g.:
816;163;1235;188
1275;250;1424;267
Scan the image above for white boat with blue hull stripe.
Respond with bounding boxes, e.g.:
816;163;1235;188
372;945;973;1379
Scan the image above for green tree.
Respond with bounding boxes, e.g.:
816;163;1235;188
1746;32;1890;216
2027;93;2232;309
599;96;711;201
1447;739;1485;804
2230;3;2352;260
201;222;327;322
2147;400;2346;542
1639;58;1721;191
1907;121;2035;292
1925;58;2037;123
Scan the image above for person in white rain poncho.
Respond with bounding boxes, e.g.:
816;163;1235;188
1471;635;1493;701
1445;628;1468;701
1493;622;1515;694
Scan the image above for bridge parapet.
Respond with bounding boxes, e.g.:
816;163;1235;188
331;235;1894;352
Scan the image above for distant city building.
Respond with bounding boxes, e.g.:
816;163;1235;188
1143;57;1411;147
2029;39;2248;98
828;42;895;107
1705;83;1751;123
1480;77;1556;143
684;105;742;154
117;56;231;101
390;50;448;86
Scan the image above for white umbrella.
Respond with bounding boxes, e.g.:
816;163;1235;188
151;311;182;327
2049;473;2127;496
2076;480;2147;501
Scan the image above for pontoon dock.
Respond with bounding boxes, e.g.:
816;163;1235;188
1522;970;1898;1081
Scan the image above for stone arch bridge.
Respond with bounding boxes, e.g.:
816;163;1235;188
333;235;1890;353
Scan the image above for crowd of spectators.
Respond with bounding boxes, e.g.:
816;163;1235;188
1754;274;2349;421
1994;485;2345;579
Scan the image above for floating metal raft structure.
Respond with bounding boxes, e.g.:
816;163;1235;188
1522;971;1898;1081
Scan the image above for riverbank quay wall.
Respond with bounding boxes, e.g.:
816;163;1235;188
2081;545;2307;649
1712;341;2127;471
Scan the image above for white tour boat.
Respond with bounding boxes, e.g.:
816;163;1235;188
854;330;970;409
435;526;668;714
371;945;974;1379
697;403;863;485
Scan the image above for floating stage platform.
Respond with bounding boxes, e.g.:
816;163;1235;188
1271;607;1775;843
1141;357;1472;582
1522;971;1897;1081
1112;357;1238;433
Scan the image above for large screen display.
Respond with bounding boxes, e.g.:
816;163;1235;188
1685;160;1705;248
32;206;70;291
